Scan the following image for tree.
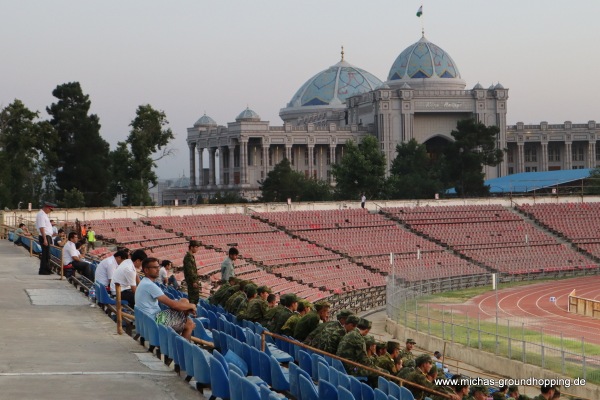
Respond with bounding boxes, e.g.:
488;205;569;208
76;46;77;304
63;188;86;208
0;100;55;209
331;135;386;200
385;139;443;199
440;119;504;197
259;158;305;202
47;82;113;207
111;105;174;206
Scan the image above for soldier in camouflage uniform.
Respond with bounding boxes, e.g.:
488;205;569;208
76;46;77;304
209;276;238;305
336;318;376;378
182;240;202;305
304;309;352;346
266;293;298;334
406;354;436;400
469;384;489;400
293;300;330;342
375;342;387;357
281;300;311;336
397;358;416;379
398;338;416;364
365;336;377;364
531;385;556;400
376;341;401;375
311;312;356;354
238;285;271;323
224;280;251;311
231;284;257;316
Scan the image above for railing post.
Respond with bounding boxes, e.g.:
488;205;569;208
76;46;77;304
116;283;123;335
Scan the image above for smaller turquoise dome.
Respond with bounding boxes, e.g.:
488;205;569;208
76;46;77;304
236;107;261;122
194;113;217;127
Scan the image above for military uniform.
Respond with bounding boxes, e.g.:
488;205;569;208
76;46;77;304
209;282;230;305
405;369;434;400
280;312;302;336
183;251;200;304
303;322;327;346
376;354;397;375
398;348;414;363
240;297;268;323
225;290;245;313
312;320;346;354
266;300;294;334
336;328;374;376
293;311;320;341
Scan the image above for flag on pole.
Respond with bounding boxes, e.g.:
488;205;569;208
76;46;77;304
416;5;423;17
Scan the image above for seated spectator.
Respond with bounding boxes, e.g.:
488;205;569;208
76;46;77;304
111;249;147;308
281;299;311;337
470;385;488;400
135;257;196;340
267;293;277;308
294;300;331;342
95;250;129;290
63;232;93;280
13;223;31;246
159;259;180;289
53;229;67;247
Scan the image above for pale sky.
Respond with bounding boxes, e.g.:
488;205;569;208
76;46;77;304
2;1;600;179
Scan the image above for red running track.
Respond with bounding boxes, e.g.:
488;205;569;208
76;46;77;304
450;276;600;345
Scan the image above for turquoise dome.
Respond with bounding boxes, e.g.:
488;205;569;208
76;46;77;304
194;113;217;127
387;36;465;89
236;107;261;122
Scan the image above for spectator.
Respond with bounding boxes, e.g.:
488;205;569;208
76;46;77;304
507;385;520;399
376;341;401;374
159;259;179;289
470;385;489;400
406;354;437;400
266;293;298;334
267;293;277;308
62;232;94;280
111;249;147;307
533;385;557;400
135;257;197;340
360;192;366;209
87;226;96;250
183;240;201;305
95;250;129;290
53;229;67;247
294;300;331;342
220;247;239;283
35;201;56;275
238;285;271;324
13;223;31;247
50;219;58;236
336;318;375;379
281;299;311;337
399;338;417;364
308;309;353;351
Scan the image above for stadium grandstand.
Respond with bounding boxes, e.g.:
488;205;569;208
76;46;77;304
4;196;600;399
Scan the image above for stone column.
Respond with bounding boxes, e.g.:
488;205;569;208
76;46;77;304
329;144;336;183
197;147;204;187
241;140;248;184
263;144;269;178
219;147;225;188
229;145;236;187
541;143;548;172
188;142;196;187
208;147;215;186
308;145;314;178
565;142;572;170
517;143;525;173
285;145;292;161
589;140;597;169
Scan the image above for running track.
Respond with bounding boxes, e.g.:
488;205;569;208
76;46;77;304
450;276;600;345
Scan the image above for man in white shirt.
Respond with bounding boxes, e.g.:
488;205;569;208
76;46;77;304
35;201;56;275
111;249;147;307
95;250;129;289
63;232;93;280
135;257;196;339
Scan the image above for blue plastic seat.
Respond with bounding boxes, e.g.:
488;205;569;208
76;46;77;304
317;361;329;382
249;346;262;379
361;382;375;400
388;380;401;399
190;345;211;392
374;388;388;400
311;353;328;381
207;310;219;330
299;374;319;400
224;349;249;376
377;376;389;394
332;358;347;374
328;365;339;386
349;376;362;399
168;327;182;373
241;376;262;400
338;386;356;400
228;369;244;400
268;355;290;391
318;379;338;400
257;351;273;385
208;353;230;400
234;325;247;342
338;373;350;389
174;335;191;378
193;317;214;342
298;350;312;377
157;324;172;363
399;385;416;400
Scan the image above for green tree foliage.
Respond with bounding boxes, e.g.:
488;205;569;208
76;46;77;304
441;119;504;197
585;168;600;195
385;139;442;199
208;191;249;204
46;82;113;207
110;105;174;206
62;188;86;208
0;100;55;209
331;135;386;200
259;158;332;202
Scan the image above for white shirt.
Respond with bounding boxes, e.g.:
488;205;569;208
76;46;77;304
110;259;137;294
95;255;118;287
63;240;80;265
158;267;171;284
35;209;53;237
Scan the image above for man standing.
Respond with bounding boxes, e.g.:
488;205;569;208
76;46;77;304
35;201;56;275
135;257;197;340
360;193;366;209
220;247;239;283
87;226;96;250
95;250;129;290
111;249;147;307
183;240;201;305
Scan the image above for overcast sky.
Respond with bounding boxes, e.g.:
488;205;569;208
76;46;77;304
2;1;599;179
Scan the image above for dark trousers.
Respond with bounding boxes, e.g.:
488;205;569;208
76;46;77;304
120;289;135;307
72;260;94;281
39;235;52;274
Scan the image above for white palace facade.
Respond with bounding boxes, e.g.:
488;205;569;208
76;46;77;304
162;35;597;204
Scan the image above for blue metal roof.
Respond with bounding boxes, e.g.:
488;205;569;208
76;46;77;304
447;169;592;194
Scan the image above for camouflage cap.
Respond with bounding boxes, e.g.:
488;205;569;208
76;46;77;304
471;385;488;395
257;285;272;294
415;354;433;366
406;338;416;344
402;358;416;368
364;335;376;347
336;309;353;320
281;293;298;306
386;340;400;353
492;392;506;400
314;301;331;311
345;315;360;325
357;318;372;330
244;284;257;297
376;342;386;351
